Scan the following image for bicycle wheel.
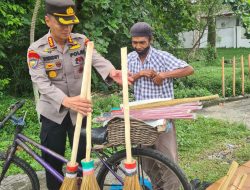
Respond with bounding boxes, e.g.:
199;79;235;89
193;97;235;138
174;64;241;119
97;148;191;190
0;152;40;190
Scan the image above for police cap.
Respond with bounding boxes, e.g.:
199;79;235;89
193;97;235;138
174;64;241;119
130;22;153;37
45;0;79;25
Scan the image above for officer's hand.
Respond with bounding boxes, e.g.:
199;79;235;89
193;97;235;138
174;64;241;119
62;96;92;116
140;69;157;78
109;69;134;85
152;73;164;86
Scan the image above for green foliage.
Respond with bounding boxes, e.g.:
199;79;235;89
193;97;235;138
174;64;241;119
0;1;36;96
224;0;250;38
0;65;10;97
203;44;217;64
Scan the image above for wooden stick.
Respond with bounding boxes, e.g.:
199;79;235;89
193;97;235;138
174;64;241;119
70;42;94;166
218;161;239;190
222;57;225;97
129;94;219;110
233;56;236;97
121;47;132;163
85;50;93;162
248;54;250;80
241;55;244;96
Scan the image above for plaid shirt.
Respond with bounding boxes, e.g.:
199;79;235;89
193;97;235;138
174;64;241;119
128;46;188;100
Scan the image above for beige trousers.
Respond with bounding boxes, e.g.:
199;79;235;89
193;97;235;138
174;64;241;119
142;122;180;189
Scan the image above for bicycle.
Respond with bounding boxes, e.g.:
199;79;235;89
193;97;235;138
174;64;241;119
0;100;191;190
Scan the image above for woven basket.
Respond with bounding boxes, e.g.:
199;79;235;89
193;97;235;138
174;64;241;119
105;117;159;147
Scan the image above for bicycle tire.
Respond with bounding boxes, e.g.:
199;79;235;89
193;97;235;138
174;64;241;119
0;152;40;190
97;148;191;190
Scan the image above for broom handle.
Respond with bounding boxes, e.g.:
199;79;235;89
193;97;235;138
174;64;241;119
85;69;92;162
129;94;219;110
121;47;132;163
70;42;94;165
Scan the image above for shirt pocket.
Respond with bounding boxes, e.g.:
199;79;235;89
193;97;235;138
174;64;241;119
71;56;84;79
45;59;64;81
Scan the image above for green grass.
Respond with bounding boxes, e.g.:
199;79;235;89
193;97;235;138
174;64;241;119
176;117;250;182
1;94;250;184
1;48;250;183
174;48;250;98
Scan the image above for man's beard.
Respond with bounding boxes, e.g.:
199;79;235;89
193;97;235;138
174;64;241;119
135;46;150;56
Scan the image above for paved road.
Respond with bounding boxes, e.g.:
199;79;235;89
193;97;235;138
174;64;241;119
198;98;250;129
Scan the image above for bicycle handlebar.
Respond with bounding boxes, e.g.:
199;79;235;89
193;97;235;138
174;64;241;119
0;100;26;129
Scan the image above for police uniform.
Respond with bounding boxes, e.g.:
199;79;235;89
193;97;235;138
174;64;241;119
27;0;115;189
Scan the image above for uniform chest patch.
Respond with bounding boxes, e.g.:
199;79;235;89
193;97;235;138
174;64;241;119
48;70;57;78
70;50;84;57
43;55;60;62
75;56;84;65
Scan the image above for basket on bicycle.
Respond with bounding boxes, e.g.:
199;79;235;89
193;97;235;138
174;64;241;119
105;117;159;147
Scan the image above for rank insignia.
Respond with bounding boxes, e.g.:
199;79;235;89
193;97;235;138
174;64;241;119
68;36;73;44
48;70;57;78
48;37;56;48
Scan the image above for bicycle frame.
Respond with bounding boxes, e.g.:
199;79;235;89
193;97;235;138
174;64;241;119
1;119;123;186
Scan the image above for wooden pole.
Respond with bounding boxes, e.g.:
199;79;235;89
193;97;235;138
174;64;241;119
218;161;239;190
248;54;250;80
30;0;41;123
222;57;225;97
241;55;245;96
233;56;236;97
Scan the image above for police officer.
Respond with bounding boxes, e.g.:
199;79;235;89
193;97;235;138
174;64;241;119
27;0;130;189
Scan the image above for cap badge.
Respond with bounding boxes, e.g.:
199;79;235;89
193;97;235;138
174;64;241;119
66;7;74;15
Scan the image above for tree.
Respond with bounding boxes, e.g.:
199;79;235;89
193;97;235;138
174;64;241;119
224;0;250;38
188;0;225;61
0;1;31;95
1;0;197;95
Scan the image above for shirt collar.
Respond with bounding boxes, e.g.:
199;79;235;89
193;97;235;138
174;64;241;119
46;31;74;48
135;46;153;63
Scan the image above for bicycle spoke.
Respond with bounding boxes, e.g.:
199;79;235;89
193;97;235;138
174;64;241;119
0;154;39;190
97;148;189;190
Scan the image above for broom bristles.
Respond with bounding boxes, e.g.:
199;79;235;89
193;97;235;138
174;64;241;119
60;177;78;190
123;160;142;190
80;173;100;190
60;163;79;190
80;159;100;190
123;174;142;190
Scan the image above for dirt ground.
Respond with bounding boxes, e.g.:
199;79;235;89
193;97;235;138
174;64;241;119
198;98;250;129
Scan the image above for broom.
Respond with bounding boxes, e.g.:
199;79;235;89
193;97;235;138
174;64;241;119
121;47;142;190
60;41;94;190
80;42;100;190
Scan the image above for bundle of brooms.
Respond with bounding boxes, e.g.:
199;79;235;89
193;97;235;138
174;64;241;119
80;42;100;190
121;47;142;190
60;42;94;190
